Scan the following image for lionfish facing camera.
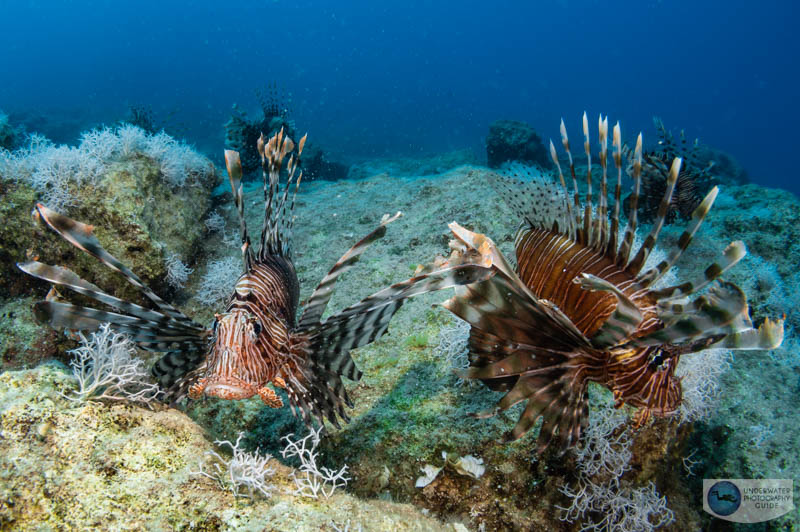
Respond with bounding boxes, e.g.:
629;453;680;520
440;113;784;452
19;129;491;427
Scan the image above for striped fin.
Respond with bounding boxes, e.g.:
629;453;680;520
549;139;576;239
224;150;255;271
299;264;495;383
635;186;719;288
259;130;307;259
152;350;208;390
608;122;623;259
573;273;643;348
298;211;402;329
626;157;681;275
32;204;199;329
650;240;746;301
560;118;583;240
581;113;593;247
632;281;746;346
594;115;609;252
498;370;589;452
19;261;204;333
617;134;642;266
445;270;590;356
33;301;206;350
710;316;784;350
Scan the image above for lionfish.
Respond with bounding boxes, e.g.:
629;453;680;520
625;118;714;223
19;130;491;427
440;113;784;452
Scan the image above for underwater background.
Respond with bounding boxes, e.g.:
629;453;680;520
1;1;799;531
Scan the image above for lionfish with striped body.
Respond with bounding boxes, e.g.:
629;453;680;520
441;113;784;452
19;129;491;427
625;118;714;223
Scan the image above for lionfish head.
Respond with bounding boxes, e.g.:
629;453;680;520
189;310;265;400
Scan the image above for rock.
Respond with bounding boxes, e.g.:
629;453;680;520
486;119;550;169
302;142;350;181
695;144;749;186
0;110;22;150
0;364;464;531
0;129;220;303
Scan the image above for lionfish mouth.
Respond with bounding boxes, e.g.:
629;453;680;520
190;374;257;401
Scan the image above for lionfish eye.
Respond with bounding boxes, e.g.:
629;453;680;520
252;320;262;336
648;349;666;371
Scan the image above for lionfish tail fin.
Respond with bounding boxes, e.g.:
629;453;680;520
257;129;306;261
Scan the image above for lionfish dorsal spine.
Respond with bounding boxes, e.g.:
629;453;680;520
617;133;642;266
560;118;583;239
258;128;304;260
626;157;681;275
635;185;720;289
224;149;255;272
581;112;593;246
608;121;623;259
549;139;576;240
596;114;610;252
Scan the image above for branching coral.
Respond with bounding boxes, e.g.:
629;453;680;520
280;426;350;499
556;400;675;532
192;432;276;499
64;323;162;405
0;124;213;209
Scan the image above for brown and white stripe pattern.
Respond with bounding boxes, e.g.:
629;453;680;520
21;129;495;431
442;113;784;453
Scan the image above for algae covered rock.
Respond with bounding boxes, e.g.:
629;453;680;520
486;119;550;169
0;364;466;531
0;126;220;302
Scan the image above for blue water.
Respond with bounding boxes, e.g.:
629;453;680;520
1;1;797;193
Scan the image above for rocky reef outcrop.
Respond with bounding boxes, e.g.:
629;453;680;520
0;364;463;531
486;119;550;169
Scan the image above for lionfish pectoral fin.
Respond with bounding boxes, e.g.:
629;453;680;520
710;316;784;350
31;204;201;329
289;262;493;429
258;386;284;408
496;373;588;452
574;273;643;348
24;206;209;396
635;281;748;347
298;211;402;329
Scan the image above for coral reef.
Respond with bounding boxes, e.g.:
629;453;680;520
485;119;550;169
0;364;464;530
224;86;295;175
4;148;798;529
